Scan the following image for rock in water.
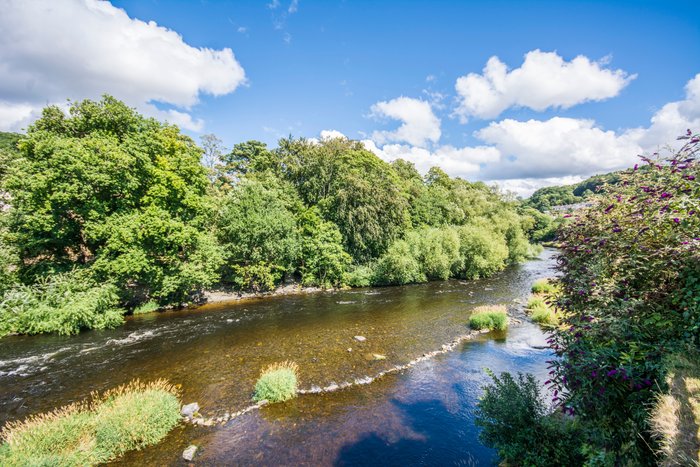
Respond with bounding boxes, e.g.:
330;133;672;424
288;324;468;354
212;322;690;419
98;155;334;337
354;335;366;342
181;402;199;418
182;445;198;461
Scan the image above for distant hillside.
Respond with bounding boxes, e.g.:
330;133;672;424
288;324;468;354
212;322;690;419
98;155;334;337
526;171;622;212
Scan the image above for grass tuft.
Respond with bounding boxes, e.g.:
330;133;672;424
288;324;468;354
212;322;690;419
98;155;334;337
0;379;180;466
531;278;557;294
650;353;700;466
253;361;299;403
469;305;508;331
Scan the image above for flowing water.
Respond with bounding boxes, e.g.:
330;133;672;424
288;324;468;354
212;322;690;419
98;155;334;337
0;249;558;465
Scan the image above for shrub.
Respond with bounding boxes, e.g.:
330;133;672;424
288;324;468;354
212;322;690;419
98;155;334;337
527;295;558;325
475;371;585;466
531;278;556;294
549;133;700;462
373;240;425;285
345;264;375;288
133;300;159;315
253;361;299;403
469;305;508;331
0;269;124;337
455;223;509;279
0;379;180;466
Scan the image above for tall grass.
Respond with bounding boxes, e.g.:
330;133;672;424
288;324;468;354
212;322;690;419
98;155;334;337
650;353;700;466
469;305;508;331
0;379;181;466
531;278;557;294
253;361;299;403
526;279;560;326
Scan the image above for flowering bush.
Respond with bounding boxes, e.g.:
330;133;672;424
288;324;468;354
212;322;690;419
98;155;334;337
548;131;700;462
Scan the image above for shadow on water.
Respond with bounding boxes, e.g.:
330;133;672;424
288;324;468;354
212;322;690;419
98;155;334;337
3;249;559;465
334;396;482;467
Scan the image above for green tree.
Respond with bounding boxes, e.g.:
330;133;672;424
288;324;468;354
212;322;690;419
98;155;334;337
298;207;351;287
278;138;409;261
4;96;218;304
216;173;301;290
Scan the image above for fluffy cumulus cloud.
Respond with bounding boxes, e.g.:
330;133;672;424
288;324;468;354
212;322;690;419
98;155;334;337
362;140;499;179
476;117;642;180
370;97;441;147
0;0;246;131
454;50;635;121
362;72;700;196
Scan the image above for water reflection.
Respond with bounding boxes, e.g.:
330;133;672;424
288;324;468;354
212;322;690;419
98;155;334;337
1;249;558;465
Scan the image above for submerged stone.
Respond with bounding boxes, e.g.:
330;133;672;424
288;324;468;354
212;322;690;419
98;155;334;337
182;445;198;461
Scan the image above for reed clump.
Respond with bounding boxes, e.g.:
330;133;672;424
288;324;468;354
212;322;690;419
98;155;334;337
0;379;181;466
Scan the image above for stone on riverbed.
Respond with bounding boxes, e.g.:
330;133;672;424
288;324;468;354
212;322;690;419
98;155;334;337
181;402;199;418
354;335;366;342
182;445;198;461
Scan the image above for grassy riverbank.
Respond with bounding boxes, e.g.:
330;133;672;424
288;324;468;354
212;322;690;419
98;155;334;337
0;380;180;466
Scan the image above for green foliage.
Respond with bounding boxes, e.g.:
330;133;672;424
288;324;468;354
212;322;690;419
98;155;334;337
0;269;123;337
469;306;508;331
133;300;159;315
409;228;461;281
0;132;21;186
4;96;217;305
0;220;18;295
90;207;223;305
454;223;510;279
526;171;622;212
0;379;180;466
531;278;557;294
373;239;425;285
277;138;410;261
216;174;301;290
345;264;375;288
475;371;585;466
253;361;299;403
298;208;351;287
549;133;700;462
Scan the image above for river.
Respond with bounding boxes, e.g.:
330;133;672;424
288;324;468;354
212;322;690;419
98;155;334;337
0;249;558;465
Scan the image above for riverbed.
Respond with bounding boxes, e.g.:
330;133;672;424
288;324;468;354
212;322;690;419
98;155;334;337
0;249;558;465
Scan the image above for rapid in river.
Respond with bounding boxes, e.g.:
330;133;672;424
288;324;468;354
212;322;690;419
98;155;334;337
0;249;558;465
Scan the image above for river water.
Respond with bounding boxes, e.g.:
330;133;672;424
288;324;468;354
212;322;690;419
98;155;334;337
0;249;558;466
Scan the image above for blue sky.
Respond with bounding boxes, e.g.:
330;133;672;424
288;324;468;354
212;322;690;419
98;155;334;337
1;0;699;194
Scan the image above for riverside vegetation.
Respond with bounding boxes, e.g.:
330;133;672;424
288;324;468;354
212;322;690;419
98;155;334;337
476;132;700;465
0;379;181;465
0;96;551;337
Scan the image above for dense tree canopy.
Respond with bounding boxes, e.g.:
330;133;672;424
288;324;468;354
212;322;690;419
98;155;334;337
4;96;219;304
0;96;541;336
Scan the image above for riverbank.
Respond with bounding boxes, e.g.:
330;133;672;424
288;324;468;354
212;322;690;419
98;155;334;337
1;250;558;465
201;283;327;305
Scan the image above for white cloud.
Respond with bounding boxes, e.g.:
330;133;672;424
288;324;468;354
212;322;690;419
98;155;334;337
0;0;246;132
370;97;441;147
320;129;347;140
361;73;700;196
362;139;497;179
634;73;700;150
476;117;642;179
288;0;299;14
487;175;587;198
454;50;635;121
